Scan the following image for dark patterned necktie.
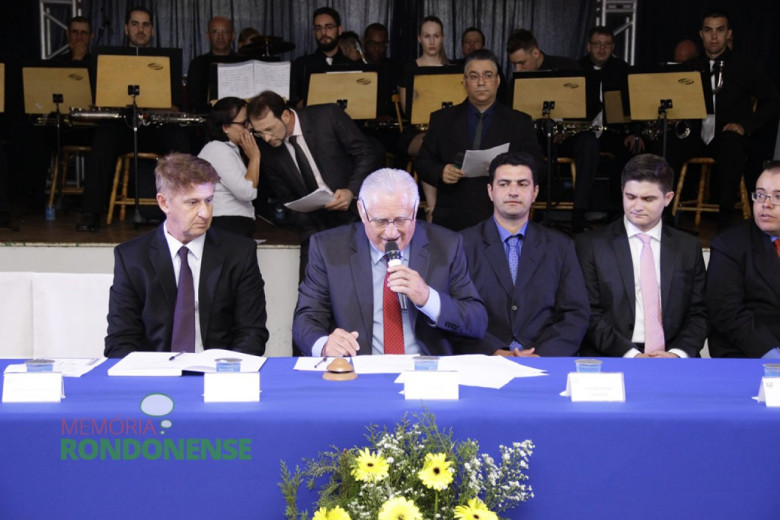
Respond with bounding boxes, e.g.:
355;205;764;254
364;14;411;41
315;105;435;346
289;135;319;193
171;246;195;352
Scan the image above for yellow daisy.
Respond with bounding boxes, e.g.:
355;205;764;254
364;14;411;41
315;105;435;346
417;452;454;490
312;506;352;520
378;496;422;520
351;448;389;482
454;498;499;520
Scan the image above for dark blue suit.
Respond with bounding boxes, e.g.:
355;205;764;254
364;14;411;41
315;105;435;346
105;225;269;358
292;221;487;356
575;219;707;357
458;219;589;356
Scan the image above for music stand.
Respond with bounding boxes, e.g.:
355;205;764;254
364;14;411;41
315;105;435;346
96;55;173;225
307;70;378;120
22;65;92;210
409;66;465;127
628;69;707;158
513;71;592;226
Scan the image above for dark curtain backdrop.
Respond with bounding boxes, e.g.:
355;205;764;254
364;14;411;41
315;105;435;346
78;0;594;77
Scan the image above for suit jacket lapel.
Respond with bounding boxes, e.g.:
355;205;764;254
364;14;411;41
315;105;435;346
408;226;431;326
198;230;224;337
514;223;542;296
611;220;636;317
659;225;676;321
350;229;375;341
752;224;780;297
151;226;177;310
482;220;515;297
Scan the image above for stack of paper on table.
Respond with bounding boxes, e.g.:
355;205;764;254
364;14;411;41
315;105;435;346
3;358;107;378
108;349;266;376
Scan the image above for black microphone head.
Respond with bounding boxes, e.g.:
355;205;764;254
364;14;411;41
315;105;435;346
385;240;401;259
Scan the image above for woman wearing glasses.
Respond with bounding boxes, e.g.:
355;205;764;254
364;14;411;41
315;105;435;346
198;97;260;238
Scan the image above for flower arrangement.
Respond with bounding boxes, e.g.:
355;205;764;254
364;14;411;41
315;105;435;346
280;412;534;520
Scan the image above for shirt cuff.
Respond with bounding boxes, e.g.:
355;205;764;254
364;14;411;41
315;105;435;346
762;347;780;359
623;348;640;358
416;288;441;325
668;348;688;358
312;336;328;357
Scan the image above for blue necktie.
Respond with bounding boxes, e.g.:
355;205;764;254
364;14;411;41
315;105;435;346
506;234;521;284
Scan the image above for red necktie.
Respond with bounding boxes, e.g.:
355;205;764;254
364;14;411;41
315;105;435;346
383;267;405;354
774;238;780;258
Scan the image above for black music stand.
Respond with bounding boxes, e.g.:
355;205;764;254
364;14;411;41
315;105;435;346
512;70;594;227
627;67;708;160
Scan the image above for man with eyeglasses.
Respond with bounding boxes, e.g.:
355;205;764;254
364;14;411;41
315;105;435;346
293;168;487;357
187;16;237;113
247;90;380;279
416;49;542;231
706;161;780;358
459;151;589;357
290;6;352;107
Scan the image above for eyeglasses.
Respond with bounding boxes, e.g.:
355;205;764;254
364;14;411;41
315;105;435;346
589;40;614;48
229;120;252;129
752;192;780;206
362;203;415;228
465;71;496;82
313;24;337;32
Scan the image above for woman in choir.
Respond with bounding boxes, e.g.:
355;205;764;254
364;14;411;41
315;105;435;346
198;97;259;238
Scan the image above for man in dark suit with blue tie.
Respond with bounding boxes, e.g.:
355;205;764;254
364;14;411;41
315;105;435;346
293;168;487;357
459;151;589;356
105;153;269;358
575;154;707;358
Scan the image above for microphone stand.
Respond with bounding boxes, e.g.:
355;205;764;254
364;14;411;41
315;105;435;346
127;84;145;226
657;99;672;161
52;93;64;212
542;100;555;227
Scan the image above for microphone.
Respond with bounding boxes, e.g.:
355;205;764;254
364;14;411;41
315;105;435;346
385;240;408;311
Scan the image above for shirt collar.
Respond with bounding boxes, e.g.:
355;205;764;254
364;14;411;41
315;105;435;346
162;222;206;261
493;216;528;242
623;216;663;242
370;240;408;266
288;109;302;141
467;99;497;116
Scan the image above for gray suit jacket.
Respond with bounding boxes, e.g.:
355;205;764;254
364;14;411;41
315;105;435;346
292;221;487;355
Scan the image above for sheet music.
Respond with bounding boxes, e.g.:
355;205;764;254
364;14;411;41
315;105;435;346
283;187;334;213
218;60;291;100
461;143;510;178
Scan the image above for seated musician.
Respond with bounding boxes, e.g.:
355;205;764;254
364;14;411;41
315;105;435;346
77;6;193;232
186;16;237;114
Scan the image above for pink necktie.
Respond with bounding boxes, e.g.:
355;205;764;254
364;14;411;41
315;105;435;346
774;238;780;258
383;266;405;354
638;234;665;353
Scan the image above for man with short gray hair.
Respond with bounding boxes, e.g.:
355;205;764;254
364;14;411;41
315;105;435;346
293;168;487;357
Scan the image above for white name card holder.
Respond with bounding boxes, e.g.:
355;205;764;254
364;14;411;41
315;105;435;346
404;370;459;400
204;372;260;403
756;378;780;407
2;372;64;403
565;372;625;402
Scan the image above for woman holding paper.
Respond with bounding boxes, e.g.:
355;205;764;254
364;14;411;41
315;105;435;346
198;97;260;238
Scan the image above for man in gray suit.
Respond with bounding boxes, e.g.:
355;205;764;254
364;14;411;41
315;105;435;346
247;90;381;277
293;168;487;357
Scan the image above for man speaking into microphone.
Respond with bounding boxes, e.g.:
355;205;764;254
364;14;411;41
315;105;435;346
293;168;487;357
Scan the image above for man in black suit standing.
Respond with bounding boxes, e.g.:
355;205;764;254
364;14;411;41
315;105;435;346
290;6;352;107
247;90;380;277
575;154;707;358
459;151;589;356
668;10;780;228
415;49;542;231
105;153;269;358
706;161;780;358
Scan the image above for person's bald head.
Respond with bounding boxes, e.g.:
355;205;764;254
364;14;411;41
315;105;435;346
673;39;699;63
207;16;234;56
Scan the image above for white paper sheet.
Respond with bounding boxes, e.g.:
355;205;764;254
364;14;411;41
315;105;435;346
461;143;510;177
4;357;106;378
108;349;266;376
217;60;291;100
283;187;334;212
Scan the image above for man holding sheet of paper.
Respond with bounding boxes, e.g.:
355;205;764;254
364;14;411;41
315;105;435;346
415;49;542;231
248;90;381;278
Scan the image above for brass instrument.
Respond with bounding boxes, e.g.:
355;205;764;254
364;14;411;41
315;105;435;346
69;107;206;127
535;120;607;138
641;119;692;141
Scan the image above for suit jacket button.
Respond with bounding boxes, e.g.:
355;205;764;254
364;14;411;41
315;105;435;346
511;305;518;311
